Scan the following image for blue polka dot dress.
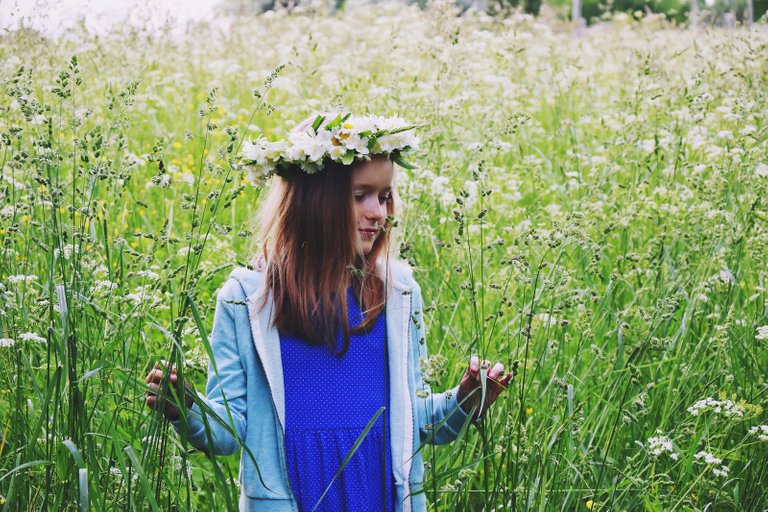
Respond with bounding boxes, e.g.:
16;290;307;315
279;288;395;512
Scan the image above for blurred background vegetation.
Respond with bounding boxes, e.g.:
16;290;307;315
223;0;768;24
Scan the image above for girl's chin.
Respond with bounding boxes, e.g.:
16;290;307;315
356;242;375;256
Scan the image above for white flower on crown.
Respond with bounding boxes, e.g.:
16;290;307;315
285;131;312;161
306;130;331;162
376;131;420;152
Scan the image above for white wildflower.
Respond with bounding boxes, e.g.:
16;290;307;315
0;337;15;348
146;173;172;188
748;425;768;441
185;343;209;371
136;270;160;281
646;432;678;460
19;332;46;344
178;172;195;186
756;326;768;341
687;397;745;418
170;454;193;479
694;450;730;478
7;275;39;284
694;450;721;465
93;265;109;280
754;164;768;178
92;280;118;295
54;244;77;260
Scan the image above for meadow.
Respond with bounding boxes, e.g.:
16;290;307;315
0;3;767;510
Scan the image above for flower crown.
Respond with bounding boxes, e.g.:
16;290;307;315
241;112;419;186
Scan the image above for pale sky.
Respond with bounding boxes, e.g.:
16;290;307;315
0;0;224;35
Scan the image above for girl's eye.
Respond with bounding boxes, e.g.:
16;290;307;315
354;194;365;202
378;194;391;204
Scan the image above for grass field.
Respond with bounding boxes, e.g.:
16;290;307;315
0;3;767;510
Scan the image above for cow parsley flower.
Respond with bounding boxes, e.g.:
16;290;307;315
687;397;745;418
646;432;678;460
7;275;39;284
748;425;768;441
694;450;729;477
756;326;768;341
92;280;118;297
19;332;46;344
0;337;15;348
136;270;160;281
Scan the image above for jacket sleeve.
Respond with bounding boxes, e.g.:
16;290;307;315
170;279;248;455
410;278;472;445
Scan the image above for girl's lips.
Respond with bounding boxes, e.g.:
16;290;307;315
359;228;378;238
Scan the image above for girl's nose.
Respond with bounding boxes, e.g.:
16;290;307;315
364;198;386;222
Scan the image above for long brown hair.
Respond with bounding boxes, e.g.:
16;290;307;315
256;157;394;355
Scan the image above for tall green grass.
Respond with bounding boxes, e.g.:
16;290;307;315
0;4;767;510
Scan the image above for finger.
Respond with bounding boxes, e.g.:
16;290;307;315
488;362;504;380
488;374;512;394
469;355;479;374
146;369;164;384
499;372;514;386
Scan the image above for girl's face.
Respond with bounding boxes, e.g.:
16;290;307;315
351;158;394;256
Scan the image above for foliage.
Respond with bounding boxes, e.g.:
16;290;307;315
0;2;767;510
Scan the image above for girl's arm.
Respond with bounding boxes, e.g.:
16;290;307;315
167;281;249;456
410;283;473;445
410;280;513;445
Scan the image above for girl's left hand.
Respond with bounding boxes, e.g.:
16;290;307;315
456;356;514;419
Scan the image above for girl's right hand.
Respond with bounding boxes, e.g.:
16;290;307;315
145;361;193;421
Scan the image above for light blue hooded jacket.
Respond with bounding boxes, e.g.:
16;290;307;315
172;261;470;511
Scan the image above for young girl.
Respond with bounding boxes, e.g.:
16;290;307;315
145;113;513;512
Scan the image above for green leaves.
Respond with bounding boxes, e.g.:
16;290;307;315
341;151;355;165
311;114;325;132
390;150;417;170
324;113;343;131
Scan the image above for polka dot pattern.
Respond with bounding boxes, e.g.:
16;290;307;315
280;288;394;512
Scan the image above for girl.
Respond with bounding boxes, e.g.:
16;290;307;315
145;113;513;512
